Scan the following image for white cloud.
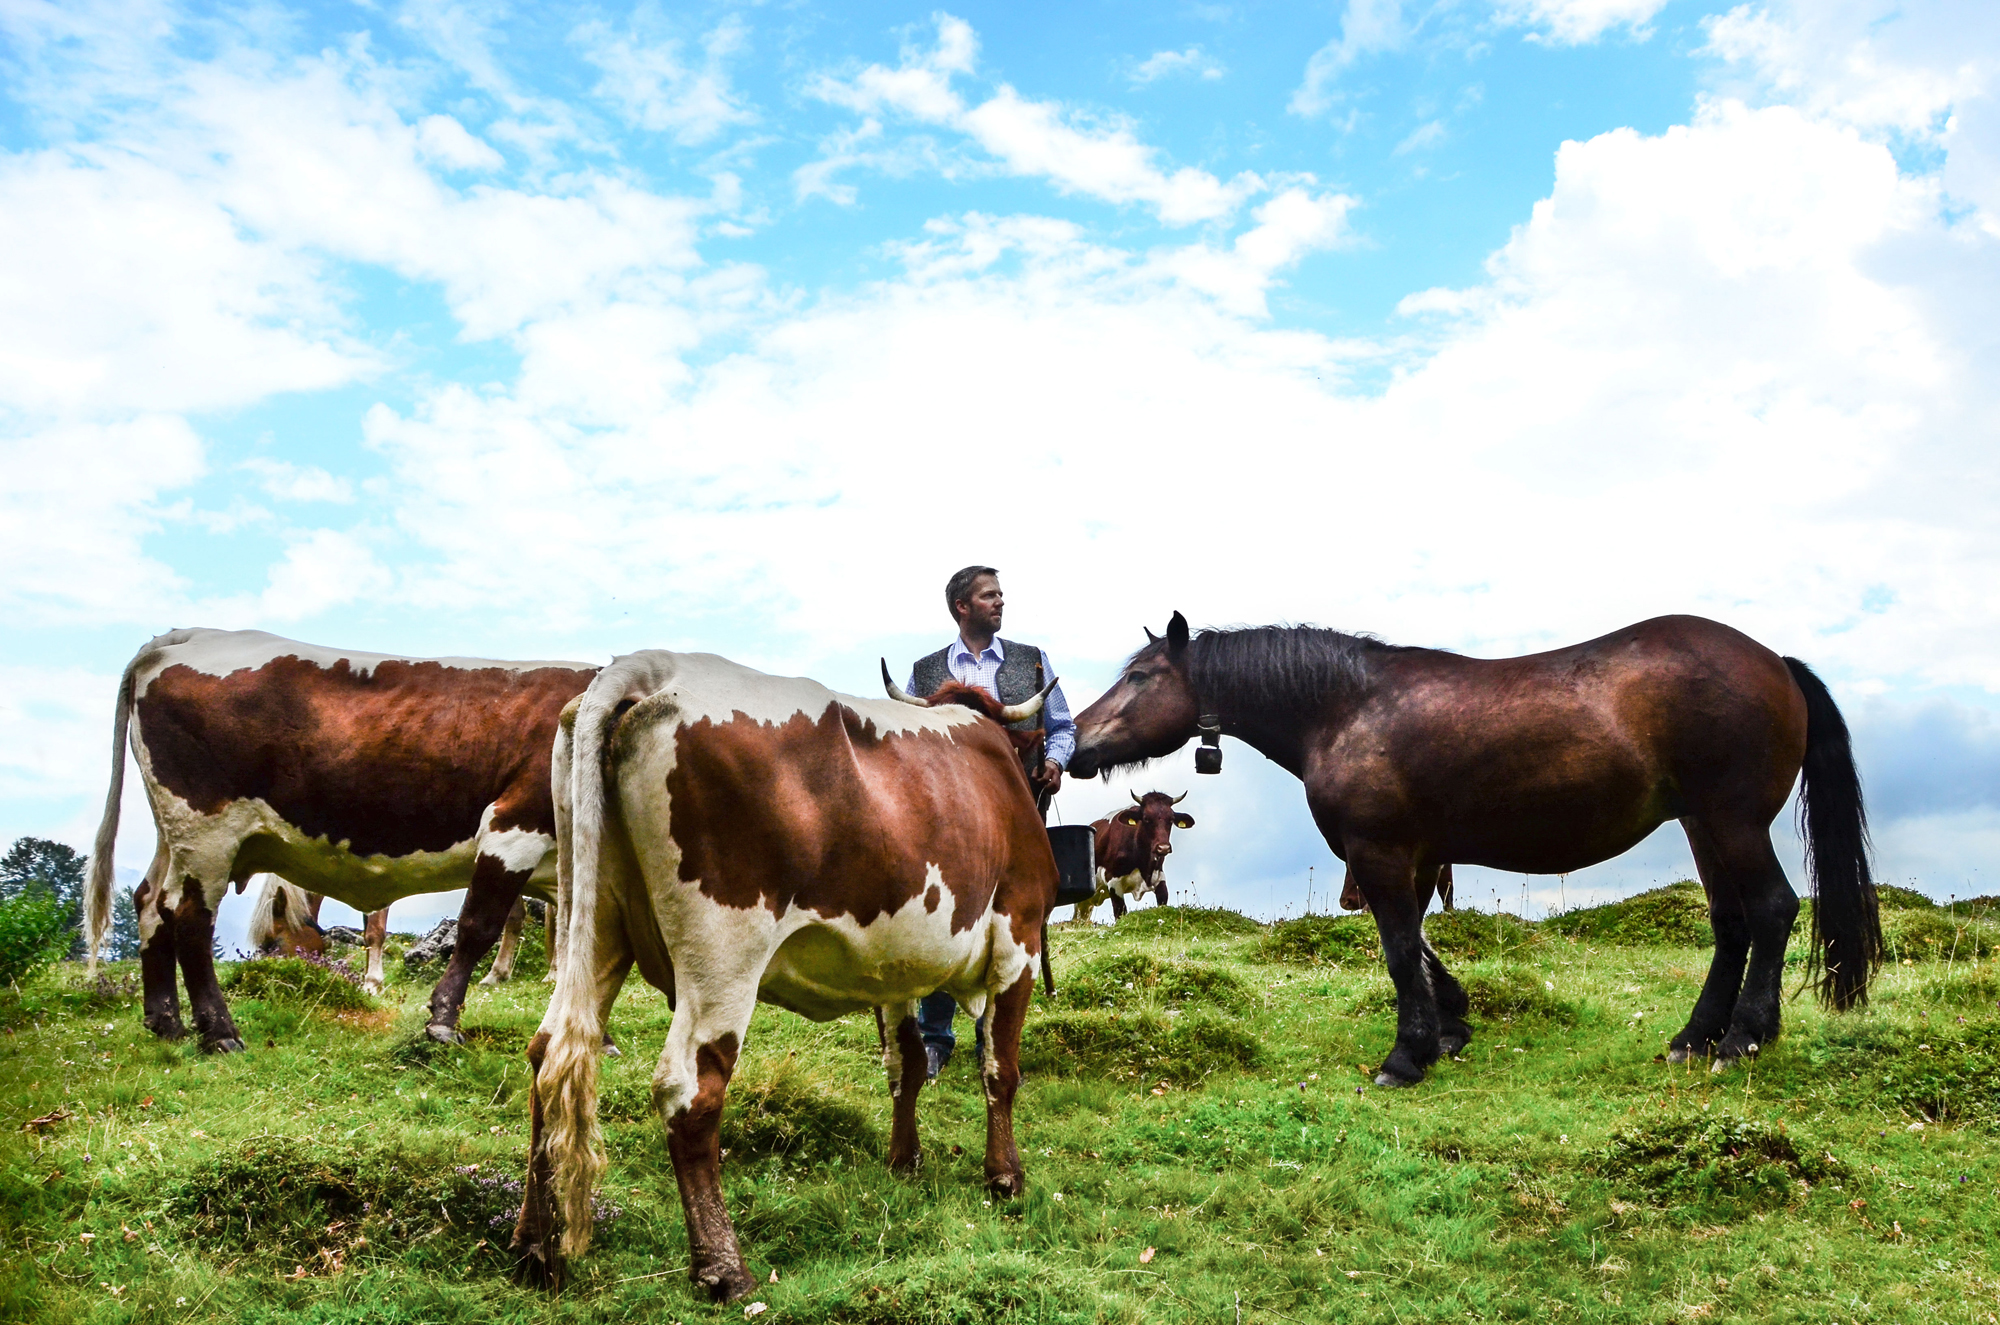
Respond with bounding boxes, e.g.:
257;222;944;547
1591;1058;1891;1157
242;457;356;504
1156;187;1360;315
576;14;756;146
806;15;1263;225
1129;47;1226;86
1290;0;1406;117
1493;0;1669;46
1394;119;1447;154
0;416;203;623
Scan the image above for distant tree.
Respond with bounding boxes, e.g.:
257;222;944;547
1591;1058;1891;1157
1;837;89;960
106;887;141;961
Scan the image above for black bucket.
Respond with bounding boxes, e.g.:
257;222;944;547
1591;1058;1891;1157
1047;824;1096;907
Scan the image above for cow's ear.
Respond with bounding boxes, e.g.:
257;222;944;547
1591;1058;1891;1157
1117;810;1142;826
1143;627;1160;644
1173;813;1195;829
1167;611;1189;652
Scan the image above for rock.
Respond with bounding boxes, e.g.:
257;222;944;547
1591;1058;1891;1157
403;918;458;970
324;925;366;947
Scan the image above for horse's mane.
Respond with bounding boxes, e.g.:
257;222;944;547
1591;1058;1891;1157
1170;624;1428;718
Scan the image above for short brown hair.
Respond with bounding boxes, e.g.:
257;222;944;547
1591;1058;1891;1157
945;565;998;622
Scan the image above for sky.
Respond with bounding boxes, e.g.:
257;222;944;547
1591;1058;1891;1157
2;0;1997;950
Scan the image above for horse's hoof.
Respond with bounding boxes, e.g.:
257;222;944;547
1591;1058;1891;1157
1710;1040;1760;1074
426;1024;466;1046
203;1036;245;1055
987;1170;1024;1199
1666;1047;1689;1065
146;1018;187;1042
601;1039;621;1058
363;981;385;997
1373;1071;1421;1088
509;1243;563;1290
695;1264;757;1303
1438;1032;1470;1057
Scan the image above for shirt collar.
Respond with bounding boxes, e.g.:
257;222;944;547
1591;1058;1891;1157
951;635;1004;664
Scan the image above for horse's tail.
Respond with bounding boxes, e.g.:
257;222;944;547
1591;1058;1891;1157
1783;657;1881;1010
85;650;143;975
539;661;658;1258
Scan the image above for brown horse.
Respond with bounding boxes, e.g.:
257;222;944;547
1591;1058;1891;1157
1067;613;1880;1087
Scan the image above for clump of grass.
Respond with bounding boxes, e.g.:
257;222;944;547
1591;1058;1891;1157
165;1135;615;1266
1423;907;1542;962
1877;884;1937;911
1543;881;1713;948
1882;909;2000;962
1057;952;1252;1013
722;1057;879;1164
810;1252;1061;1324
1261;913;1377;964
1021;1010;1258;1084
1595;1113;1844;1209
1462;967;1581;1026
1116;904;1262;938
224;956;374;1012
1866;1023;2000;1125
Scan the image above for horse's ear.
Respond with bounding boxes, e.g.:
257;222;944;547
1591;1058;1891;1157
1167;611;1190;652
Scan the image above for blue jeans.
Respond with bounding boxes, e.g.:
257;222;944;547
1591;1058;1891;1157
916;990;986;1067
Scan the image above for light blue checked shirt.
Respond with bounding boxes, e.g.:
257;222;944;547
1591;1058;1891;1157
906;636;1076;769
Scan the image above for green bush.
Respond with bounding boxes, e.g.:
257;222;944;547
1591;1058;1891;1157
1423;908;1542;962
1261;913;1378;964
1595;1113;1843;1208
1882;909;2000;963
1116;904;1263;938
1876;884;1936;911
224;956;375;1012
1544;881;1713;948
0;891;71;988
1021;1009;1259;1084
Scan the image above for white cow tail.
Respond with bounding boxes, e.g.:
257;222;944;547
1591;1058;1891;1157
541;656;661;1258
86;652;142;975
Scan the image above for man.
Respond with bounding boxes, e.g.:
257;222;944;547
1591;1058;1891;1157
904;565;1075;1078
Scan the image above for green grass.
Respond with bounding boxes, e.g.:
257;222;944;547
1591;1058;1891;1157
6;898;2000;1323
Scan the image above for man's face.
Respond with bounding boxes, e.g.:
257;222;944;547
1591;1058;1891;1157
955;574;1004;637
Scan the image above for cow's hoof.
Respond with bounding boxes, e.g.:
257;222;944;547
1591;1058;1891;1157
203;1036;246;1055
426;1023;466;1046
695;1263;756;1303
363;981;385;997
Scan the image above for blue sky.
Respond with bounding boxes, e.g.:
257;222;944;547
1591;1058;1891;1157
4;0;1998;946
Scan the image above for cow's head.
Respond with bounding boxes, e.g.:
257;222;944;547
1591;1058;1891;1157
1115;790;1195;882
880;662;1058;773
1067;613;1202;779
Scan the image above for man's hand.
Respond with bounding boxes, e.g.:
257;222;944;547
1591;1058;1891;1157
1039;760;1063;796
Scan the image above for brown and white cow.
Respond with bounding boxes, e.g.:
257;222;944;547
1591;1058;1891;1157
246;877;540;994
1079;790;1194;921
85;628;597;1051
513;650;1059;1301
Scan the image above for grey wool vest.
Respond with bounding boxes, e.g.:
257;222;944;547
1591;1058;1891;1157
909;638;1048;733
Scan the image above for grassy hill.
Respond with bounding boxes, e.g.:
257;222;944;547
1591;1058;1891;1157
4;889;2000;1323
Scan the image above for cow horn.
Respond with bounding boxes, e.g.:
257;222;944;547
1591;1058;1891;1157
998;675;1059;724
881;659;927;707
1130;790;1145;806
1170;791;1188;805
